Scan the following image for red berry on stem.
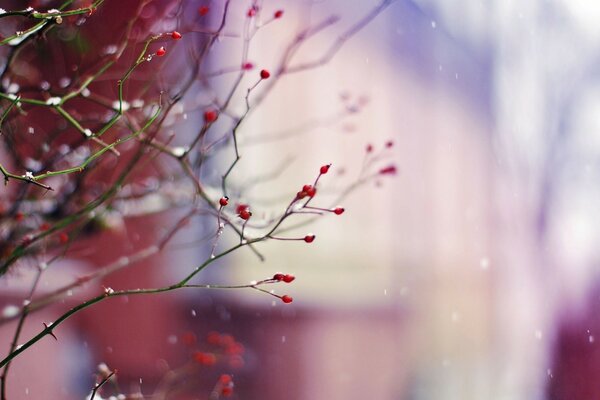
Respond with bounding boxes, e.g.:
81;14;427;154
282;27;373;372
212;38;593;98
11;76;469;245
171;31;182;40
239;209;252;220
273;273;284;281
204;109;218;123
219;196;229;206
282;274;295;283
320;164;331;174
260;69;270;79
306;187;316;197
274;10;284;18
281;295;293;304
304;234;315;243
155;46;166;57
198;6;209;16
333;207;345;215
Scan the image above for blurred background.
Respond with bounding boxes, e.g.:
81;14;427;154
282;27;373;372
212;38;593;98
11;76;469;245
3;0;600;399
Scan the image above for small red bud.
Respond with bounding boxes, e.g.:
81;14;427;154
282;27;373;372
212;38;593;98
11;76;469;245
59;232;69;243
302;184;312;192
198;6;209;16
204;109;218;123
379;165;397;175
155;46;166;57
320;164;331;174
219;196;229;206
281;295;293;304
242;62;254;70
333;207;345;215
282;274;295;283
260;69;270;79
274;10;284;18
304;234;315;243
171;31;182;40
273;273;284;281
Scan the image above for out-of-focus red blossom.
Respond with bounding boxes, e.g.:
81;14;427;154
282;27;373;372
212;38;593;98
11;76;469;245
193;351;217;366
379;165;398;175
219;334;235;347
219;374;232;385
229;355;245;369
181;331;197;346
225;341;245;356
206;331;222;345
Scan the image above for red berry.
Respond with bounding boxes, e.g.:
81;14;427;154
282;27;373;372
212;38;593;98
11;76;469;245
282;274;295;283
273;273;284;281
239;209;252;220
366;144;373;153
260;69;270;79
155;46;166;57
304;234;315;243
281;295;293;304
198;6;209;16
171;31;182;40
220;374;232;385
204;109;218;123
242;62;254;70
320;164;331;174
247;8;256;17
379;165;397;175
385;140;394;148
15;212;24;222
39;222;50;231
59;232;69;243
306;187;316;197
236;204;249;214
274;10;284;18
222;387;234;397
219;196;229;206
333;207;345;215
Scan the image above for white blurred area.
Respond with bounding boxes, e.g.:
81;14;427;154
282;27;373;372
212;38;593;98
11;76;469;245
197;0;600;399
